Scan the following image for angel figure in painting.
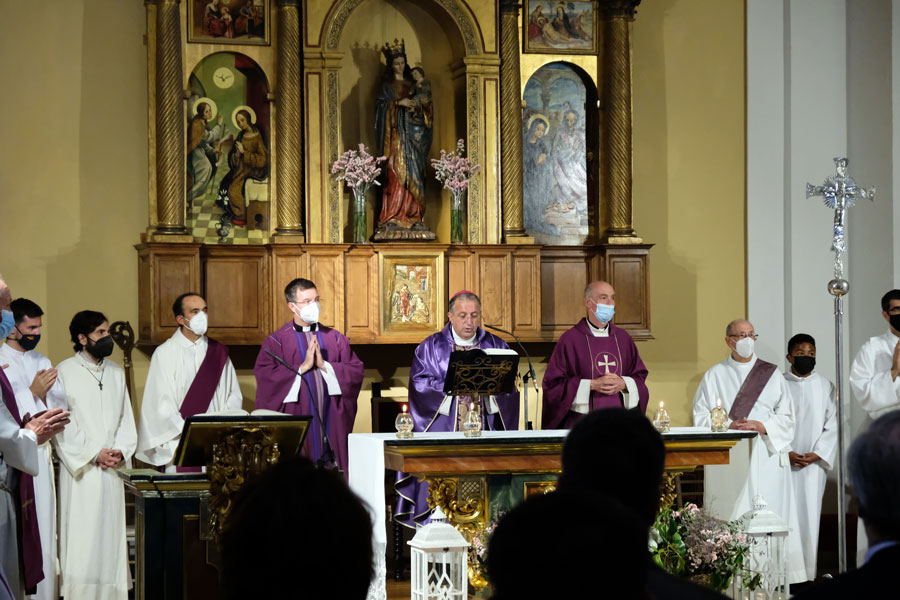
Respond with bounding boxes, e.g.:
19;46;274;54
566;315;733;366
187;100;225;202
373;39;435;240
216;107;268;227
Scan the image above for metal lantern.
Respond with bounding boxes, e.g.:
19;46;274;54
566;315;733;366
408;506;471;600
737;494;790;600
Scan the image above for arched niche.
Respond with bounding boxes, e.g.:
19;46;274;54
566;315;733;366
185;52;272;243
309;0;499;244
522;61;600;245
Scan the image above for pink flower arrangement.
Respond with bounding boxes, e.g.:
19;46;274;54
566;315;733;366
330;144;386;192
431;139;480;196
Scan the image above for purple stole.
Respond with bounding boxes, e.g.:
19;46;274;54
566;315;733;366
729;359;777;420
0;368;43;593
179;338;229;419
293;329;329;461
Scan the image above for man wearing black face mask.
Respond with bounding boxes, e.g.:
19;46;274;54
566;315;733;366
784;333;837;584
0;298;67;600
850;289;900;418
54;310;136;599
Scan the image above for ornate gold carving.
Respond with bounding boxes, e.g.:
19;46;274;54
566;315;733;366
467;75;481;243
205;427;281;541
448;357;513;395
424;476;486;537
274;0;304;237
600;4;643;243
154;0;186;235
499;1;526;239
326;71;341;242
660;471;678;509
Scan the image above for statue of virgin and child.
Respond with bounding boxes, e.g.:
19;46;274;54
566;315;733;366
373;39;436;241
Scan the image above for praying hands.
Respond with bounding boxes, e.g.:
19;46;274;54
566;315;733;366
590;373;626;395
299;337;325;374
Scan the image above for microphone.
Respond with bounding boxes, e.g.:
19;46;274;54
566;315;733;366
483;324;537;430
263;348;340;472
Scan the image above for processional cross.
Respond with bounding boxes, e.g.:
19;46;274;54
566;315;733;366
805;157;875;279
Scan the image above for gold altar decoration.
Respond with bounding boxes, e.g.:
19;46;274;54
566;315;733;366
204;427;281;541
499;0;527;241
447;357;514;396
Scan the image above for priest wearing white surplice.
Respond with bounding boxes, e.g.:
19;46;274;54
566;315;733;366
1;298;66;600
692;319;805;584
783;333;837;582
136;293;242;470
850;289;900;419
55;310;136;600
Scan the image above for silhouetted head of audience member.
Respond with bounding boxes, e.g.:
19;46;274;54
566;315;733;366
221;457;373;600
559;407;665;526
487;490;648;600
849;410;900;544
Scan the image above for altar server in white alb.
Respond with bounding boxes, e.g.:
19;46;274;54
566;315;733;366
783;333;837;583
55;310;136;600
692;319;805;584
137;292;242;469
850;289;900;419
0;298;66;600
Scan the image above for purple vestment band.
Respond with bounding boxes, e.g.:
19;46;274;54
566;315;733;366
0;368;43;593
179;338;229;420
728;359;777;421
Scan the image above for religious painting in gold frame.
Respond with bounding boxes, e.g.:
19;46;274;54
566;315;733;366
188;0;270;46
379;251;445;337
522;1;597;54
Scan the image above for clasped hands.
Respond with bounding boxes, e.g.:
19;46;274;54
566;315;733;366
789;451;821;469
96;448;124;470
299;337;326;374
589;374;626;396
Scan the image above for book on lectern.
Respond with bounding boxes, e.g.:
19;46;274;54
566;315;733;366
443;347;519;397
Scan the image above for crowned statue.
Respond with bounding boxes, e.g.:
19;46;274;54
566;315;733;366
373;38;436;241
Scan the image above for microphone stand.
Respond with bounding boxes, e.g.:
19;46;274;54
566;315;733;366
263;348;340;472
484;324;537;430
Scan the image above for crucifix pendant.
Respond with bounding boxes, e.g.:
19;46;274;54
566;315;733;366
98;382;103;390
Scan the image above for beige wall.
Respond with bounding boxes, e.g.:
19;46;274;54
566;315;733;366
0;0;745;430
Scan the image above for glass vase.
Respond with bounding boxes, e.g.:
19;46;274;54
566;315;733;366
451;189;465;244
352;187;367;244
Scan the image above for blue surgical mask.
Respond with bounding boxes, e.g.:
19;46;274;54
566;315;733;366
593;303;615;324
0;310;13;339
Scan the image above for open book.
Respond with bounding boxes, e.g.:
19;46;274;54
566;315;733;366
205;408;291;417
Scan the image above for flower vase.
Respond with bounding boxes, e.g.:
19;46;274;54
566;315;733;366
450;190;465;244
351;187;367;243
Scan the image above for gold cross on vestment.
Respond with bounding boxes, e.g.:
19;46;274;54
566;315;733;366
597;355;617;374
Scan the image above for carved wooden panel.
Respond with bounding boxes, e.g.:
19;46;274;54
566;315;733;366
136;243;201;344
601;244;653;340
306;246;347;332
512;247;541;335
475;248;512;332
269;245;306;330
202;246;269;344
447;247;477;301
344;247;378;342
539;247;597;337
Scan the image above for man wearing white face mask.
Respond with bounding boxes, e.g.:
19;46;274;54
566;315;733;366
254;278;364;474
136;293;242;470
693;319;805;585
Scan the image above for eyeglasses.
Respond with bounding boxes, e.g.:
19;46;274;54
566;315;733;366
728;333;758;340
292;297;321;306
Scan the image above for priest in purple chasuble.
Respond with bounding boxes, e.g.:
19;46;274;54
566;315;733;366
692;319;805;583
254;278;364;475
395;291;520;527
136;293;243;471
542;281;649;429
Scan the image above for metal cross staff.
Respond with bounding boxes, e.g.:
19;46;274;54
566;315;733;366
805;157;874;573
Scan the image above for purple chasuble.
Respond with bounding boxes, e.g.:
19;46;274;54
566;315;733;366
728;359;777;420
396;324;520;528
0;368;43;593
253;321;364;475
179;338;229;419
542;318;649;429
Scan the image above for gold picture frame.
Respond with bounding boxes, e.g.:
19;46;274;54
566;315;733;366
379;251;445;338
188;0;270;46
522;0;598;55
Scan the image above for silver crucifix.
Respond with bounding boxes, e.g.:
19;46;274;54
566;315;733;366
806;157;875;279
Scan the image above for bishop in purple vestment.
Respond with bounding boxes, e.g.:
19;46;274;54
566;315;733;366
542;281;649;429
254;279;364;475
396;291;520;526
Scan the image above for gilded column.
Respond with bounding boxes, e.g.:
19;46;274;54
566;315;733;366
273;0;305;241
499;0;529;242
153;0;187;237
599;0;642;243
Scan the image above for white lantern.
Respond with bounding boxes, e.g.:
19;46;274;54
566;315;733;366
408;506;471;600
734;494;790;600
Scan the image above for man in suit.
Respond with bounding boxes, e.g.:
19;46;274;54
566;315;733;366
559;408;726;599
792;410;900;598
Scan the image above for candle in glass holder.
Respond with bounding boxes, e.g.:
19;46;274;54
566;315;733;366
710;398;729;432
462;401;482;437
652;401;670;433
395;403;414;439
